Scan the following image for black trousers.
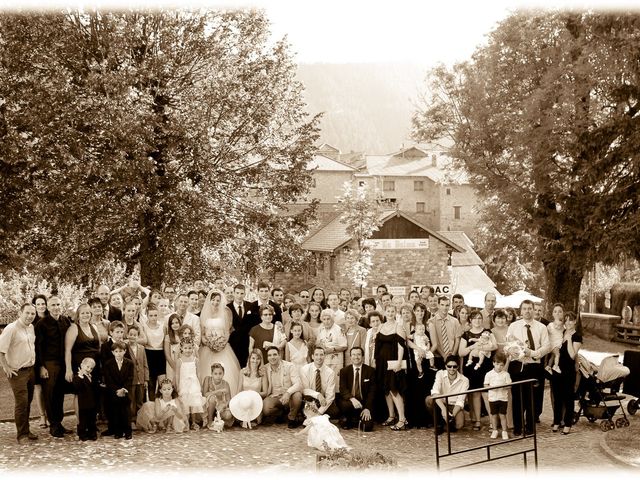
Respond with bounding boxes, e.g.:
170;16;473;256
77;407;97;440
108;394;131;436
41;360;65;429
336;397;374;431
509;361;542;433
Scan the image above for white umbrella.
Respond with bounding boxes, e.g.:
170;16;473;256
500;290;544;308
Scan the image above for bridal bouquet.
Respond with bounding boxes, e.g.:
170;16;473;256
203;330;227;352
502;337;527;361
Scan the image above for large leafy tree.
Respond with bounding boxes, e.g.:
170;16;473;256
0;9;319;286
413;11;640;310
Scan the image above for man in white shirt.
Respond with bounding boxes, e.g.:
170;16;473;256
326;292;346;325
263;346;303;428
298;346;340;418
0;304;38;444
505;299;550;435
174;294;201;346
425;355;469;434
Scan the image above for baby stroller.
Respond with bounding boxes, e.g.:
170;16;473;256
622;350;640;415
574;354;631;431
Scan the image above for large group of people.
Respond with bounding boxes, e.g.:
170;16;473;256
0;280;584;446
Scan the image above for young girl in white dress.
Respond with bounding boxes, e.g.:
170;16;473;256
285;322;309;368
163;314;183;382
198;291;241;396
295;395;349;451
136;378;187;433
175;340;205;430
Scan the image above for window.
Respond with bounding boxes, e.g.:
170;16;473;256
317;254;324;272
383;180;395;191
416;202;425;213
379;198;397;205
414;180;424;191
454;206;461;220
446;187;451;195
329;255;336;281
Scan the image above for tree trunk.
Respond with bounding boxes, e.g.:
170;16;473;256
542;259;583;314
138;211;165;288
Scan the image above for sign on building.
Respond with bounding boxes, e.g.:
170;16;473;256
371;286;407;297
412;284;452;295
364;238;429;249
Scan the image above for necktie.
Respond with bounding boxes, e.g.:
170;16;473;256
525;324;535;351
353;367;361;400
315;368;322;392
440;319;450;355
238;304;243;318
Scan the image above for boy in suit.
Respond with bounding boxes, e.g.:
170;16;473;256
337;346;376;431
73;357;98;441
99;321;126;436
126;325;149;428
103;342;134;439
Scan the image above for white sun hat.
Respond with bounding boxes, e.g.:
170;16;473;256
229;390;263;423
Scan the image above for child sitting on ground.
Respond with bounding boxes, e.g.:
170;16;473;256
175;339;205;431
465;330;492;370
202;363;234;430
412;323;435;377
73;357;98;441
136;378;187;433
295;393;349;451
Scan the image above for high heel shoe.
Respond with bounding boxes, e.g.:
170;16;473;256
381;417;396;426
552;425;559;432
562;426;571;435
390;419;408;431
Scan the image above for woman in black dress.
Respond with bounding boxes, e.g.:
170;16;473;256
458;310;497;430
64;304;101;422
550;311;582;434
375;314;408;430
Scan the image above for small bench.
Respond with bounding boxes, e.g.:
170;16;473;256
615;323;640;345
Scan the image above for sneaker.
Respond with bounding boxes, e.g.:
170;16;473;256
490;430;499;439
502;430;509;440
552;365;562;374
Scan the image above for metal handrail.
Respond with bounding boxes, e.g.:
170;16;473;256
432;377;538;472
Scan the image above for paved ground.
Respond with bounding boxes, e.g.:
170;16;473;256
0;386;637;474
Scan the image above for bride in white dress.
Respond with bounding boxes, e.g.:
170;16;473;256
198;290;241;396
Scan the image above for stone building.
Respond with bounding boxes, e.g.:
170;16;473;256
274;209;496;297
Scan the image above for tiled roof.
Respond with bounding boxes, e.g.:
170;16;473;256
438;231;484;267
308;154;356;172
302;210;466;254
364;147;469;184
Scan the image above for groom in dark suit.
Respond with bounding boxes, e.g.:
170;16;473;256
227;284;256;368
247;281;282;328
337;346;376;431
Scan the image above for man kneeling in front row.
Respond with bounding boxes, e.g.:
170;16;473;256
425;355;469;434
337;347;376;431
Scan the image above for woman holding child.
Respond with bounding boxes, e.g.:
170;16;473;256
549;310;582;434
458;309;496;430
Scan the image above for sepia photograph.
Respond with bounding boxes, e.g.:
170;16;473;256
0;0;639;477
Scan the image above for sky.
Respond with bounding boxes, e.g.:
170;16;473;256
5;0;640;67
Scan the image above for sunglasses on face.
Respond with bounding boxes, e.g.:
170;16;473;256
446;365;458;369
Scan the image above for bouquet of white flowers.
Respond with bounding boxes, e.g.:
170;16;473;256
203;330;227;352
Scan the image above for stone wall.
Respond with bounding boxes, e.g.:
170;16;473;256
274;237;452;296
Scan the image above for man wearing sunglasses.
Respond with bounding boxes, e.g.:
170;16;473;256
425;355;469;434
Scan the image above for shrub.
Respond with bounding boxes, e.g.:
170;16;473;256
317;443;397;470
0;271;87;324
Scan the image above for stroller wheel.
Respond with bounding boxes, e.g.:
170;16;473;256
600;419;614;432
587;415;596;423
628;400;638;416
615;417;630;428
